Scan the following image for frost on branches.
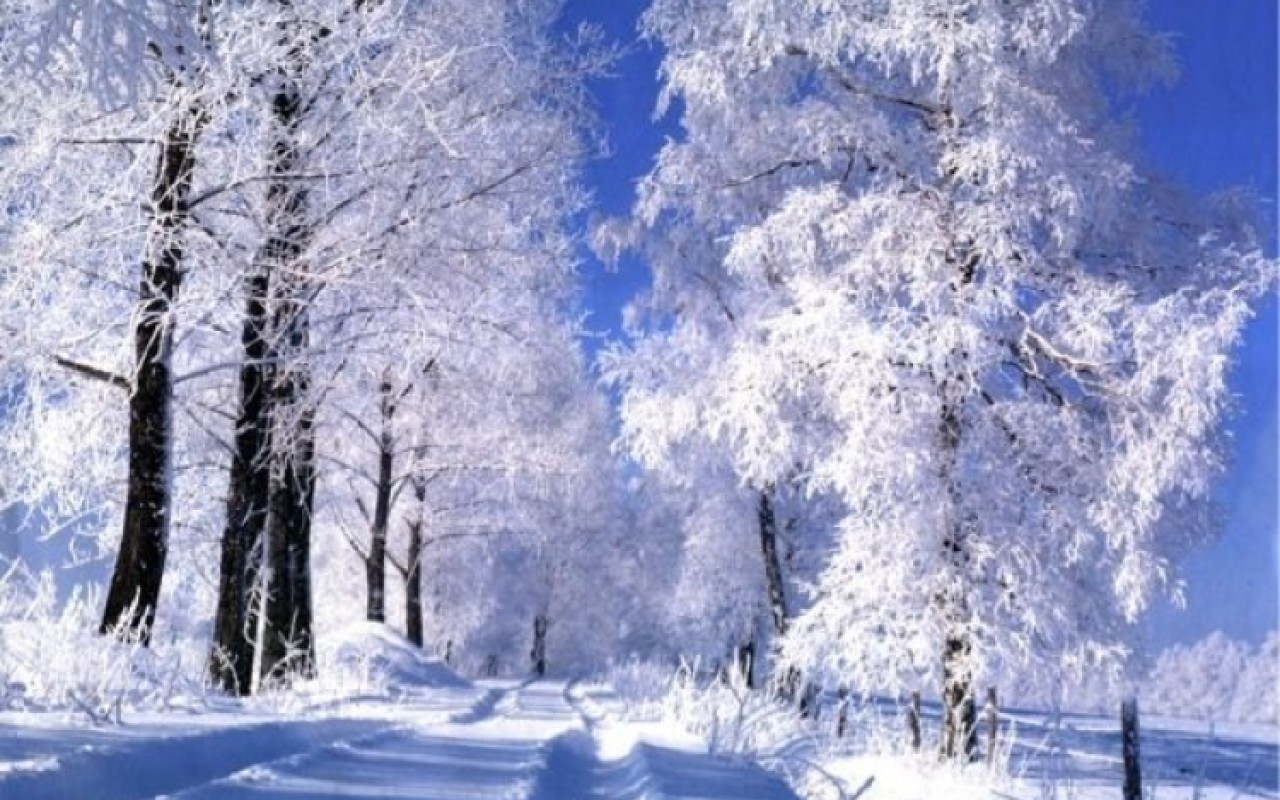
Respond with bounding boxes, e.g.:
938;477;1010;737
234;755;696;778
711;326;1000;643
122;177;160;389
609;0;1275;754
0;0;620;695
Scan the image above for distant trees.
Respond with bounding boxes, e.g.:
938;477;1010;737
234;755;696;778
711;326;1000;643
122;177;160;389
1145;631;1279;725
612;0;1274;754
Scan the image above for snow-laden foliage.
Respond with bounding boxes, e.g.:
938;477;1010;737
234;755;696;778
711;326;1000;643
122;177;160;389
607;0;1275;704
0;565;205;718
0;0;629;689
600;658;813;759
10;0;213;105
1143;631;1279;725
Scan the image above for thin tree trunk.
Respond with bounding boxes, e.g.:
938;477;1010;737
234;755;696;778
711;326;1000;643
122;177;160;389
939;374;975;759
939;585;976;758
908;690;922;751
403;475;426;647
941;635;976;759
1121;698;1142;800
530;614;548;677
734;638;755;688
836;687;850;738
937;99;979;761
102;91;207;642
759;488;815;712
757;488;789;638
208;256;273;695
366;374;395;623
985;687;998;765
758;488;794;696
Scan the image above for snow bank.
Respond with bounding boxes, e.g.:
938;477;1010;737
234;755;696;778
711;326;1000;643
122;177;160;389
324;622;470;690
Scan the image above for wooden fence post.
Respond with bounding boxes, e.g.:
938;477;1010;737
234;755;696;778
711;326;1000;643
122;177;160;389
961;692;977;760
1121;698;1142;800
985;687;998;765
908;690;922;751
837;687;850;738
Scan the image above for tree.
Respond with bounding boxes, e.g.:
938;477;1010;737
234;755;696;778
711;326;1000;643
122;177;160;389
101;3;213;643
0;0;220;643
0;0;617;695
205;0;602;690
624;0;1273;756
0;0;245;652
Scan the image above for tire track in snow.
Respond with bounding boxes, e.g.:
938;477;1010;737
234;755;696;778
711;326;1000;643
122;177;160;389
165;723;554;799
1;679;800;800
168;681;582;799
0;680;502;800
522;679;800;800
171;682;569;799
0;717;385;800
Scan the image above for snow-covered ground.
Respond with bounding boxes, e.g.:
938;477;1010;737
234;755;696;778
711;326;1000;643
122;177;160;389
0;634;799;800
0;635;1273;800
810;701;1278;800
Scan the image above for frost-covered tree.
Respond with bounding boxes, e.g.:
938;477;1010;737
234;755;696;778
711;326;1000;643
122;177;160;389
622;0;1274;756
0;0;611;696
0;0;239;646
203;0;604;692
0;0;221;643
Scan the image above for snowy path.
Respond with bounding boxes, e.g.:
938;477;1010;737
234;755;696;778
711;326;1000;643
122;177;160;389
0;681;801;800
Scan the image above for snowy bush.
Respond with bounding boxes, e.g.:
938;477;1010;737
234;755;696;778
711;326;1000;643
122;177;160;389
0;568;206;720
604;658;814;758
599;657;685;721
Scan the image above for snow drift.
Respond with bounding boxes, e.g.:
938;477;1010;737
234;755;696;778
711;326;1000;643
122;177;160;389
324;622;470;690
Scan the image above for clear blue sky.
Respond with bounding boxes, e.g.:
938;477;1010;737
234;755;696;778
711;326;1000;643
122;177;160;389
557;0;1278;647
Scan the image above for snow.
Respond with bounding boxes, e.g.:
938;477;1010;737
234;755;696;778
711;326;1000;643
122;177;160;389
324;623;471;691
0;660;800;800
0;657;1272;800
805;703;1279;800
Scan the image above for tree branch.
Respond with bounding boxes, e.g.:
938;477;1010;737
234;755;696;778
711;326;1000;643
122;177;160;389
51;356;129;390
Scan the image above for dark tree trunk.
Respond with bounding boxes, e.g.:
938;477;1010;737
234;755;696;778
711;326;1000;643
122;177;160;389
757;488;789;638
102;94;207;643
752;483;783;696
208;258;273;695
1121;698;1142;800
257;215;316;684
758;487;808;707
253;6;319;686
908;690;922;751
938;396;976;761
367;374;395;623
403;475;426;647
734;638;755;688
985;686;998;765
836;687;850;738
213;7;319;692
530;614;548;677
260;399;317;683
941;635;976;760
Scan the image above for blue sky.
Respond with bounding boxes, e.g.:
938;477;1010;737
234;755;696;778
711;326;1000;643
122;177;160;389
558;0;1279;648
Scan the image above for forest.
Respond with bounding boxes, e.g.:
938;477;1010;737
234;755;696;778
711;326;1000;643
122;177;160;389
0;1;1274;798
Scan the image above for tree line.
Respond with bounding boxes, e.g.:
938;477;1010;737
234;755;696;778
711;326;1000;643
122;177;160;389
0;0;626;695
0;0;1272;754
